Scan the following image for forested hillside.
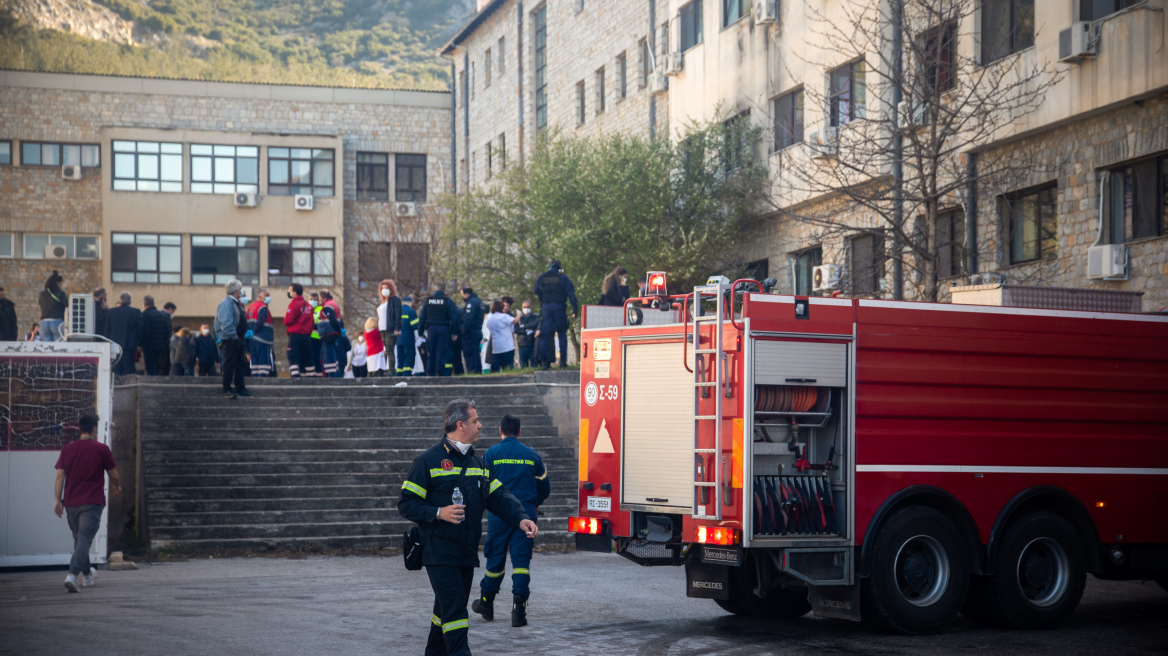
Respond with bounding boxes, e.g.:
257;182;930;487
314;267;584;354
0;0;475;90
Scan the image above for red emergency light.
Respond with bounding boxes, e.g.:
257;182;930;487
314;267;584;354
568;516;603;535
646;271;668;297
694;526;739;546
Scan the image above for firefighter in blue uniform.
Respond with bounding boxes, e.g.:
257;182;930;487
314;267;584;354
459;287;486;375
533;260;578;370
398;399;537;656
420;283;462;376
472;415;550;627
396;295;419;376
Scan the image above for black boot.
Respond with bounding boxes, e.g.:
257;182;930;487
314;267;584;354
511;594;528;627
471;591;495;621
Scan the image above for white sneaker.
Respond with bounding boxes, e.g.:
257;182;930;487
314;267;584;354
82;570;96;588
64;574;80;593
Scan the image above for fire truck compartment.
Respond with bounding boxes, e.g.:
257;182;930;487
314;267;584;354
749;339;851;546
621;341;694;511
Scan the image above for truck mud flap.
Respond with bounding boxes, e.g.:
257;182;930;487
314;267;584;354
615;538;686;566
575;533;614;553
808;585;860;622
685;558;730;600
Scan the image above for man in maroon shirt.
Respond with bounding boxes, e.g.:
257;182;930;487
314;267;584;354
54;415;120;593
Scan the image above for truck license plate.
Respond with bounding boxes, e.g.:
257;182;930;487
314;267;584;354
587;496;611;512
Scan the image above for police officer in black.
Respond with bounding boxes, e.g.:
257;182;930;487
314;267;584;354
419;282;462;376
459;287;485;375
533;260;578;370
398;399;538;656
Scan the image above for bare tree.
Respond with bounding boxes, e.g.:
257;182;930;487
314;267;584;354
762;0;1064;301
346;201;449;320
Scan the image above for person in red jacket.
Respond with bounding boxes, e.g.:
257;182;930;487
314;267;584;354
284;283;316;377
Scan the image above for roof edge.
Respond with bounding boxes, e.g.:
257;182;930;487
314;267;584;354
441;0;509;56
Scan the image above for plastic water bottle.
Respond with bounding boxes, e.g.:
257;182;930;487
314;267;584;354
452;487;463;506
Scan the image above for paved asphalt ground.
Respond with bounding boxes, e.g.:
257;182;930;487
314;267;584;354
2;551;1166;656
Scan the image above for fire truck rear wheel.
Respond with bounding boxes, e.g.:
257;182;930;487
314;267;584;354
861;506;970;635
984;511;1086;629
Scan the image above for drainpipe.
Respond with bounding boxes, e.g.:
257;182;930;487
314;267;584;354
648;0;657;139
518;2;525;165
890;0;904;300
450;61;457;194
463;50;470;185
966;151;978;274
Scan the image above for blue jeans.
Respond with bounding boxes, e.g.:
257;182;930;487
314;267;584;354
518;344;534;368
66;504;103;576
40;318;63;342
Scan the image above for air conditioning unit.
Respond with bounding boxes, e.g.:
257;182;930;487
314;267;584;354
897;99;931;129
754;0;778;24
648;71;668;95
294;194;314;211
812;264;841;292
1087;244;1127;280
234;192;259;207
807;128;838;159
44;243;68;259
397;202;419;217
1059;22;1096;62
61;165;82;180
663;52;683;76
68;293;95;336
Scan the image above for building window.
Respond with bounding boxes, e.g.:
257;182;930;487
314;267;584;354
191;235;260;285
922;23;957;96
723;0;752;27
499;36;506;75
471;62;476;100
746;258;769;281
268;148;334;196
111;233;181;284
534;6;548;130
112;141;182;192
935;209;968;277
23;234;99;260
459;71;467;108
269;238;335;286
721;111;752;173
981;0;1035;64
1106;156;1167;243
793;247;823;296
617;52;628;100
190;144;258;194
395;154;427;202
486;142;493;179
358;242;393;288
357;152;390;201
0;142;10;165
774;88;804;151
576;81;586;125
681;0;703;52
639;38;650;87
499;133;507;170
1080;0;1138;21
1001;183;1057;264
0;234;12;258
850;234;885;295
829;60;867;127
485;48;493;88
396;243;431;296
596;67;606;114
20;142;100;168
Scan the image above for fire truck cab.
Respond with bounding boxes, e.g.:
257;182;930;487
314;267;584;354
570;279;1168;634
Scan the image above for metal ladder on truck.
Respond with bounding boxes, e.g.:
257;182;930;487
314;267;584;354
690;283;728;520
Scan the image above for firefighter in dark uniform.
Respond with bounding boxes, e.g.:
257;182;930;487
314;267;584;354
398;399;538;656
459;287;486;375
419;283;462;376
472;415;550;627
533;260;578;370
396;296;419;376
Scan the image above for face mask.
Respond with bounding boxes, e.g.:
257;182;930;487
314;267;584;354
450;440;472;455
621;276;627;285
381;288;390;297
309;300;318;308
522;308;531;315
263;296;271;305
287;292;293;299
358;336;365;343
241;297;249;305
202;329;210;336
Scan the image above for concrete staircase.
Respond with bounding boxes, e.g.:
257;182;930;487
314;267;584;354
139;376;577;551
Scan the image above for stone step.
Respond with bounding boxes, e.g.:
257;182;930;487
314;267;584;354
148;496;579;515
139;395;548;414
149;503;581;527
146;484;577;503
144;460;581;476
140;423;558;438
137;381;543;398
148;516;575;541
143;446;578;464
149;529;574;552
139;412;554;430
140;436;572;451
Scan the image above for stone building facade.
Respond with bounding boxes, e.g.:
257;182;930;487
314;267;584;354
443;0;1168;311
0;70;452;353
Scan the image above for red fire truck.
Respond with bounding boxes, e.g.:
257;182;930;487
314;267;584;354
568;276;1168;634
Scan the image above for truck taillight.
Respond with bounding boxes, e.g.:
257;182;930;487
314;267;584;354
569;516;602;535
694;526;739;546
